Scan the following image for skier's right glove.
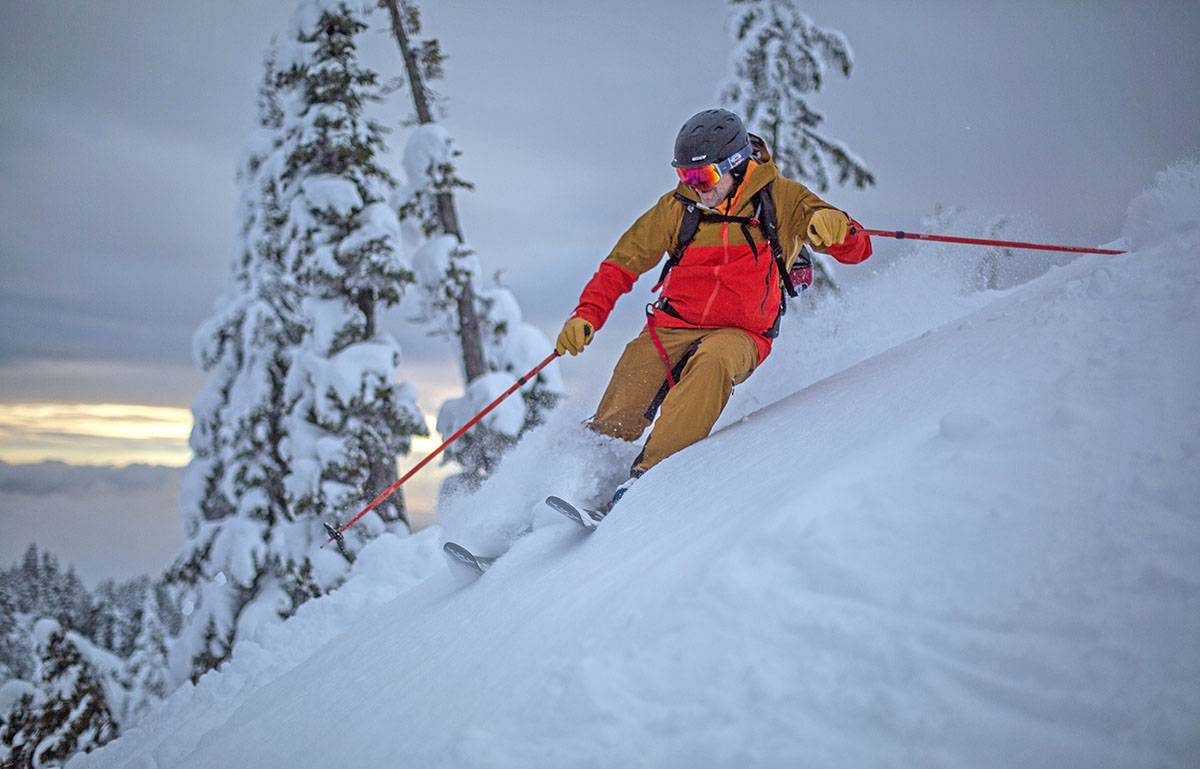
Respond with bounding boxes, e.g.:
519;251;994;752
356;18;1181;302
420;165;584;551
555;317;593;356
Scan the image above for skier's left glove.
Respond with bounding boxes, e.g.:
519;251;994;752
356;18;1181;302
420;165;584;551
555;317;593;356
808;209;850;247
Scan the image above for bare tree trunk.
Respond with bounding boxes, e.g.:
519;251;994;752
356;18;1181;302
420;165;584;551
381;0;486;382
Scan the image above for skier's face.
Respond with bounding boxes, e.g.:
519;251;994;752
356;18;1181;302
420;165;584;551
697;171;736;208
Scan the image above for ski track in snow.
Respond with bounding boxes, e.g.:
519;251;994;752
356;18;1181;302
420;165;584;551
74;164;1200;768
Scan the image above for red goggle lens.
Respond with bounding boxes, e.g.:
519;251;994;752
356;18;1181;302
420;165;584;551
676;164;721;191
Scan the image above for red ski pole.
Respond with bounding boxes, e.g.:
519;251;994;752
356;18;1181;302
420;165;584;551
324;350;560;548
858;228;1125;255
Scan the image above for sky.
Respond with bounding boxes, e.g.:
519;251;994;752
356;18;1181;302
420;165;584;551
1;0;1198;581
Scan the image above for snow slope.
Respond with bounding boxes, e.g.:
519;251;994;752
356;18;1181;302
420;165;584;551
76;162;1200;768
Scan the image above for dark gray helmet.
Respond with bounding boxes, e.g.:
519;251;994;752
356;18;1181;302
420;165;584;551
672;109;750;168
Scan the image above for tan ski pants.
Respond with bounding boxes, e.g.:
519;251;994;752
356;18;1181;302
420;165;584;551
589;326;759;474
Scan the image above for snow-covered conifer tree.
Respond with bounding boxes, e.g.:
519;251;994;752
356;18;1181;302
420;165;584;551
38;557;86;632
170;1;426;684
0;585;26;682
0;680;45;768
385;0;561;494
718;0;875;295
121;592;169;725
89;578;145;659
16;545;40;612
720;0;874;192
168;49;305;683
26;620;119;767
273;0;425;535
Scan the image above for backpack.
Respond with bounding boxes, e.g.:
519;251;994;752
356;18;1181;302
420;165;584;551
652;181;811;339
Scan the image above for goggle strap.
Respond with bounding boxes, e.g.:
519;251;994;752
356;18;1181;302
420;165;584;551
714;141;753;176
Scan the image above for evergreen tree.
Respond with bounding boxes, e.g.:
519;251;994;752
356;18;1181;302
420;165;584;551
2;547;166;702
17;544;40;613
168;48;301;684
85;578;149;658
384;0;561;494
121;592;169;725
0;681;45;769
0;586;28;682
273;0;426;532
86;580;123;655
36;552;64;624
13;550;91;638
167;0;428;683
28;620;118;767
0;549;184;765
720;0;875;192
109;577;151;659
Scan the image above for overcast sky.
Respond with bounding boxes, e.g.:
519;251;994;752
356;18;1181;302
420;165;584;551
1;0;1198;579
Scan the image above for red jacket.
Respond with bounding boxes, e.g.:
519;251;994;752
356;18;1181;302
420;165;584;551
572;144;870;362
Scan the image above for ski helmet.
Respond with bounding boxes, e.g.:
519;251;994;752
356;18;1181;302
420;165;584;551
671;109;750;169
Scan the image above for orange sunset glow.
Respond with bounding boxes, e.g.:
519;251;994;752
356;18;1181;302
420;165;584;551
0;402;448;527
0;403;194;466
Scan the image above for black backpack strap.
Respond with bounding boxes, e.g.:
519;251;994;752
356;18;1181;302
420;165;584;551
752;183;799;299
655;193;703;290
655;185;798;336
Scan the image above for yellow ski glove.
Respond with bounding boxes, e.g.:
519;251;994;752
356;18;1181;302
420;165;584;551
555;317;594;356
808;209;849;247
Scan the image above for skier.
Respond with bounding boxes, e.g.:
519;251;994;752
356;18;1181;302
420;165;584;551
555;108;872;511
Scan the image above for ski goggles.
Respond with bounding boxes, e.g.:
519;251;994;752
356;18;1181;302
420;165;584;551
674;142;753;191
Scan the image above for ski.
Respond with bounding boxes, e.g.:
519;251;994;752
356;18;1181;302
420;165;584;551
443;541;496;575
545;495;606;531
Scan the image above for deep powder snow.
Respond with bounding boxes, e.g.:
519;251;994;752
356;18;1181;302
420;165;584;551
76;162;1200;768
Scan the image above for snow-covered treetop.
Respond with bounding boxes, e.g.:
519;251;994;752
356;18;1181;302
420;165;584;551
277;0;379;73
719;0;873;191
0;678;46;711
33;618;62;648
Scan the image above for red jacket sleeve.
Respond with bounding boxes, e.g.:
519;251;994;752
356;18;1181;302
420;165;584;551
571;260;637;330
826;218;872;264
